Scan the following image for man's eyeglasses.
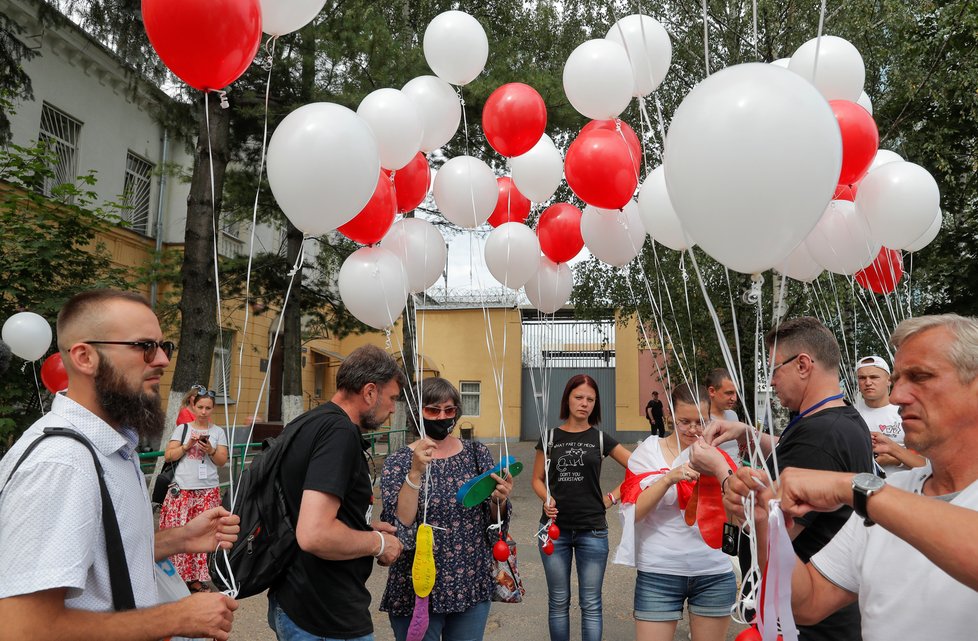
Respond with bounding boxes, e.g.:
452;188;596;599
772;353;801;373
422;405;459;419
84;340;176;363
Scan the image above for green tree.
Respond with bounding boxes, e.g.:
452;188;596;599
0;141;129;448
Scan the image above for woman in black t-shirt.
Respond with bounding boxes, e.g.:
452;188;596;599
532;374;631;641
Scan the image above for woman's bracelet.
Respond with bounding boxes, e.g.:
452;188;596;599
372;531;385;558
404;473;422;490
720;469;735;495
606;492;618;506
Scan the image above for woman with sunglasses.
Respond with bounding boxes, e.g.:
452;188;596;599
380;377;514;641
159;389;229;592
532;374;631;641
175;384;207;426
618;384;736;641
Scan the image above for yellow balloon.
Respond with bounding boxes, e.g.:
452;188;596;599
412;523;436;597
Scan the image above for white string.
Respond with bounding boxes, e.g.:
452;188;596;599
811;0;829;81
701;0;711;76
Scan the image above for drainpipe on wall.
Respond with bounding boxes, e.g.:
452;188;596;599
149;128;169;309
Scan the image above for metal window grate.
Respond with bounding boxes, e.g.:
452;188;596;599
521;317;616;369
122;152;154;235
38;103;82;200
212;330;234;399
460;381;481;417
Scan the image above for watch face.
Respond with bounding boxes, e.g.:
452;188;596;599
854;473;886;492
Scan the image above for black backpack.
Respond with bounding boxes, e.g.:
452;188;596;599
209;404;343;599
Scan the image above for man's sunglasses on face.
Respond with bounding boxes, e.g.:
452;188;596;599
83;340;176;363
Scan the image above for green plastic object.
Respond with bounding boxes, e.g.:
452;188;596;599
456;456;523;508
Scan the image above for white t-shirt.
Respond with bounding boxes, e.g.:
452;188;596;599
854;400;905;476
811;465;978;641
170;424;227;490
614;436;731;576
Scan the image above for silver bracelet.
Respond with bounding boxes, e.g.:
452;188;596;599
404;473;422;490
373;530;385;558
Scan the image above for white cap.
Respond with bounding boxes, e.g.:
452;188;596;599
855;355;890;375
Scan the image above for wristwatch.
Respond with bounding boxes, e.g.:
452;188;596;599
851;473;886;526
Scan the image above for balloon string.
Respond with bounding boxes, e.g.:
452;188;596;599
812;0;829;81
702;0;711;76
31;361;46;415
752;0;759;60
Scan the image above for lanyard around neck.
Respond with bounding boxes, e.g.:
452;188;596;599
783;393;845;437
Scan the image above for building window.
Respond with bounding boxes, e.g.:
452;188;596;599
212;330;234;402
122;152;154;235
37;103;82;200
460;381;481;417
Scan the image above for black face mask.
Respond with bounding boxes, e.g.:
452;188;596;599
423;417;457;441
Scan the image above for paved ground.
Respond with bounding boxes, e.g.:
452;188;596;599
223;439;748;640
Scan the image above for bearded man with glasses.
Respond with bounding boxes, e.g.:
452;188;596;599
0;289;241;641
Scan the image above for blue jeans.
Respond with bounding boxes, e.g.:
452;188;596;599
388;600;491;641
539;526;609;641
634;570;737;621
268;594;374;641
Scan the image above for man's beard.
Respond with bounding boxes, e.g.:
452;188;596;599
95;357;166;443
360;399;388;432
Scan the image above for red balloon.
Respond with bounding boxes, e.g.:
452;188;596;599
547;523;561;540
40;353;68;394
537;203;584;263
542;539;555;555
492;539;510;562
487;177;532;227
142;0;262;91
565;128;638;210
831;99;879;186
337;172;396;245
734;627;762;641
581;119;642;174
392;153;431;214
855;247;904;294
482;83;548;158
833;182;860;202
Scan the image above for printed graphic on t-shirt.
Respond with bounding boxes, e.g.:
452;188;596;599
555;440;598;482
871;419;902;439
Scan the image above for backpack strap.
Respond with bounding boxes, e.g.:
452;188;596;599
1;427;136;611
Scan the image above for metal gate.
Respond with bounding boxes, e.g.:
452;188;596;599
519;313;619;442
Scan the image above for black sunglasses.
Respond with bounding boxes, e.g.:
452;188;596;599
196;389;217;399
84;340;176;363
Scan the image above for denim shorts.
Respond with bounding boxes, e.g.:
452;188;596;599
634;570;737;621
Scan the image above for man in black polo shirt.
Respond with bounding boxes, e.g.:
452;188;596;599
697;316;874;641
645;391;665;436
268;345;406;641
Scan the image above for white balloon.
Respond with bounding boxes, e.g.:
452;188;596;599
788;35;865;102
402;75;461;153
775;243;824;283
380;218;447;293
857;90;873;115
357;88;424;171
423;11;488;86
664;63;841;274
868;148;904;173
433;156;497;228
485;223;541;289
562;39;634;120
267;103;379;236
260;0;326;36
525;256;573;314
2;312;52;361
338;247;409;329
857;161;941;249
903;210;942;252
605;14;672;96
770;57;791;68
581;200;646;267
806;200;879;275
510;134;563;202
637;166;692;251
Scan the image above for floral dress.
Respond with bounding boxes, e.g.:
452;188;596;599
380;440;512;616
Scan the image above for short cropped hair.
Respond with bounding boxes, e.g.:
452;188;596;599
671;383;709;409
336;344;406;394
765;316;841;371
891;314;978;384
421;377;462;409
57;289;150;351
559;374;601;425
705;368;731;390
